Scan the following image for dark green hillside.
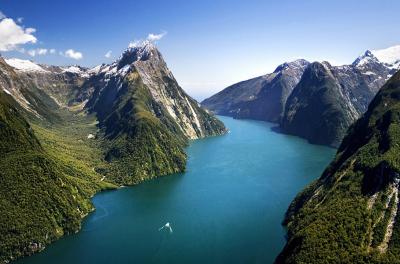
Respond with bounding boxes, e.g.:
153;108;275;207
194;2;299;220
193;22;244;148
281;62;358;147
95;71;188;184
276;70;400;263
0;91;114;263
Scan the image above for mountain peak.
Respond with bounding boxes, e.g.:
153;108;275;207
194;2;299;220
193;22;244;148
274;59;309;73
352;49;380;67
353;45;400;69
117;40;160;69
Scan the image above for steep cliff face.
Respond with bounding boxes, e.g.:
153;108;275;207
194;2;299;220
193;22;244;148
281;55;394;147
84;41;226;184
276;70;400;263
281;62;360;147
0;58;60;122
202;59;309;122
87;41;225;139
234;60;309;122
5;58;91;108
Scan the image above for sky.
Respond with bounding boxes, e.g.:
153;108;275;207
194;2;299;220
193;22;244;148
1;0;400;100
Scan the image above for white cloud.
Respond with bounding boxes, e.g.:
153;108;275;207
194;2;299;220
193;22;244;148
17;17;23;23
147;31;167;42
27;48;48;57
0;11;6;20
63;49;83;60
25;28;36;34
27;49;36;56
104;50;112;58
0;18;37;51
38;49;47;55
128;31;168;48
49;48;56;54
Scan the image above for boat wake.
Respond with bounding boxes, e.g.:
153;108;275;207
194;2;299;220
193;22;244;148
158;222;173;233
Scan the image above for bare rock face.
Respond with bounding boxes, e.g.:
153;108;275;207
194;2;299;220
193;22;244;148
86;40;226;140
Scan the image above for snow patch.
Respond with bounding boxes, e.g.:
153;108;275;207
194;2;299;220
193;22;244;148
62;66;82;74
5;58;48;72
2;88;12;95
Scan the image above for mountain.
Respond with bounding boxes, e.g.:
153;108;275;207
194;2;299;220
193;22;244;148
0;41;225;262
281;62;358;147
203;45;399;147
0;57;61;122
5;58;90;108
276;70;400;263
281;51;394;147
80;40;226;184
201;59;309;122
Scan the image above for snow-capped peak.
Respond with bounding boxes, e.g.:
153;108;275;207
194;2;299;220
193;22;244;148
274;59;310;73
353;45;400;69
62;65;84;74
127;39;156;51
352;50;379;67
5;58;48;73
118;40;158;66
371;45;400;68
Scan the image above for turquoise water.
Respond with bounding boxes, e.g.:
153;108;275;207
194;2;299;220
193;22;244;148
19;116;335;264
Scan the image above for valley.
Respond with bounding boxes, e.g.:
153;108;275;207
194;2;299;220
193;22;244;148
15;116;335;264
0;41;225;263
1;3;400;262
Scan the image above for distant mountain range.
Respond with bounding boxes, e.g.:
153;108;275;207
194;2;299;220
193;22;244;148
0;41;225;262
202;45;400;147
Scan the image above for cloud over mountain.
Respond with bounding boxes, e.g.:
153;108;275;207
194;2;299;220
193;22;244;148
0;17;37;51
63;49;83;60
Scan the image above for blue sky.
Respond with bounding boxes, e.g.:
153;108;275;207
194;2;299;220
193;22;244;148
1;0;400;100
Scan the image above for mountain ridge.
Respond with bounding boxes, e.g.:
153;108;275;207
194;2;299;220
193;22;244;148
202;45;400;147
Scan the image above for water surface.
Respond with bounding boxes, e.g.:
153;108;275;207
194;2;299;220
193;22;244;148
20;116;335;263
